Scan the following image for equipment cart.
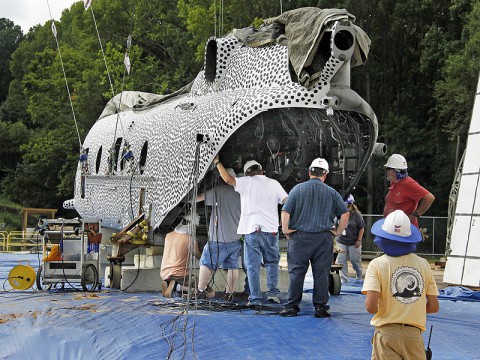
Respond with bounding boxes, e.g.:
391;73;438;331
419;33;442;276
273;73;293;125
36;218;101;292
328;251;342;295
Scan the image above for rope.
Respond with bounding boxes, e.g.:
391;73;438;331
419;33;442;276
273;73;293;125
221;0;224;37
88;6;116;99
46;0;82;149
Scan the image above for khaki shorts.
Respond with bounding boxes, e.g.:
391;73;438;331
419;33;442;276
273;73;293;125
372;323;425;360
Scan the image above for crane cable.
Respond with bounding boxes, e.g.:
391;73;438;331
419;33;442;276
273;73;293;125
85;0;134;173
46;0;82;150
214;0;225;37
87;5;116;99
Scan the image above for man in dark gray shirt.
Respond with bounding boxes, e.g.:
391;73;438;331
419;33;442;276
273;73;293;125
336;194;366;282
197;168;242;300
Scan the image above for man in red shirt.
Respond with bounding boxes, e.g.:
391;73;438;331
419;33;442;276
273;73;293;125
383;154;435;228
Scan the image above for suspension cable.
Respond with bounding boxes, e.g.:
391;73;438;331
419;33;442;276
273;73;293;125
221;0;224;37
46;0;82;149
88;6;116;99
85;0;135;172
214;0;217;38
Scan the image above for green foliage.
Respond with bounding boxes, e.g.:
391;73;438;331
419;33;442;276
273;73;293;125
0;196;22;231
0;18;23;103
2;125;79;208
434;1;480;138
0;121;31;179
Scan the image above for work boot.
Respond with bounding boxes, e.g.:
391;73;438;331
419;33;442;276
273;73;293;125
222;292;234;302
314;306;331;318
267;295;281;304
279;307;298;317
197;286;215;299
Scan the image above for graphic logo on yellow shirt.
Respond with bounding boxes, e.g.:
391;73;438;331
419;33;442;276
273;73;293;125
390;266;424;304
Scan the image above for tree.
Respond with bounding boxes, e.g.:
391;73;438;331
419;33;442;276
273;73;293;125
2;125;79;208
0;18;23;103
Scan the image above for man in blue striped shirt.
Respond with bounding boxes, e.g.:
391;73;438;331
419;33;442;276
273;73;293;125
279;158;349;317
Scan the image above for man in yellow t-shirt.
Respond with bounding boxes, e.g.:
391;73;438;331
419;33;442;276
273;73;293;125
362;210;439;360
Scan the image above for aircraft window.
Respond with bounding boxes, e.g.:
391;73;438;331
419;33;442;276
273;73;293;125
204;39;217;83
95;146;102;174
113;138;122;173
140;141;148;175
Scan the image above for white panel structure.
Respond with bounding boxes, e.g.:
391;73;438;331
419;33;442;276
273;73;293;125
448;215;471;255
455;175;478;213
471;79;480;133
444;73;480;287
462;134;480;173
63;9;380;232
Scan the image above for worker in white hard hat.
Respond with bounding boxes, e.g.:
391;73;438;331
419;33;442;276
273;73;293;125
160;212;202;298
383;154;435;228
279;158;349;318
214;155;288;306
362;210;439;360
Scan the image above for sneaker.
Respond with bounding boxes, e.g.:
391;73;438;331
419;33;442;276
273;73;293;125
267;295;281;304
222;292;234;302
162;280;175;298
197;287;215;299
279;307;298;317
314;306;331;318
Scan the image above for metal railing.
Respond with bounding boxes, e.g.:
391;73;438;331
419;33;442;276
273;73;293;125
0;231;7;251
6;231;41;252
361;214;448;257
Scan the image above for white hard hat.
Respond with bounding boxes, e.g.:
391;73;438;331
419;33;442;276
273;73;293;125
243;160;262;175
384;154;407;170
372;210;422;243
183;212;200;225
309;158;329;172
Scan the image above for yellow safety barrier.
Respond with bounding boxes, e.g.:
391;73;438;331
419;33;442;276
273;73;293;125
0;231;7;251
6;231;41;252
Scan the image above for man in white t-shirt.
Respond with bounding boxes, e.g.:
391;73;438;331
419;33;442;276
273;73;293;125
214;155;288;306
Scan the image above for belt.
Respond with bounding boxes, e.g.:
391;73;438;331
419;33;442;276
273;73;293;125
254;229;277;236
295;230;332;234
392;323;420;329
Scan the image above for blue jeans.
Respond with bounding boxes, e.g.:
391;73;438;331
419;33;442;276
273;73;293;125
200;240;242;270
336;242;362;281
285;232;333;311
244;231;280;303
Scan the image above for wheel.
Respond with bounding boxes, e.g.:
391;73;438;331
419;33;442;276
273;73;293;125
329;272;341;295
36;265;43;290
36;265;54;290
110;264;122;289
81;264;99;292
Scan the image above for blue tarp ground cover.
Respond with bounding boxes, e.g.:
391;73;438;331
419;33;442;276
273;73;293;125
1;253;479;359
